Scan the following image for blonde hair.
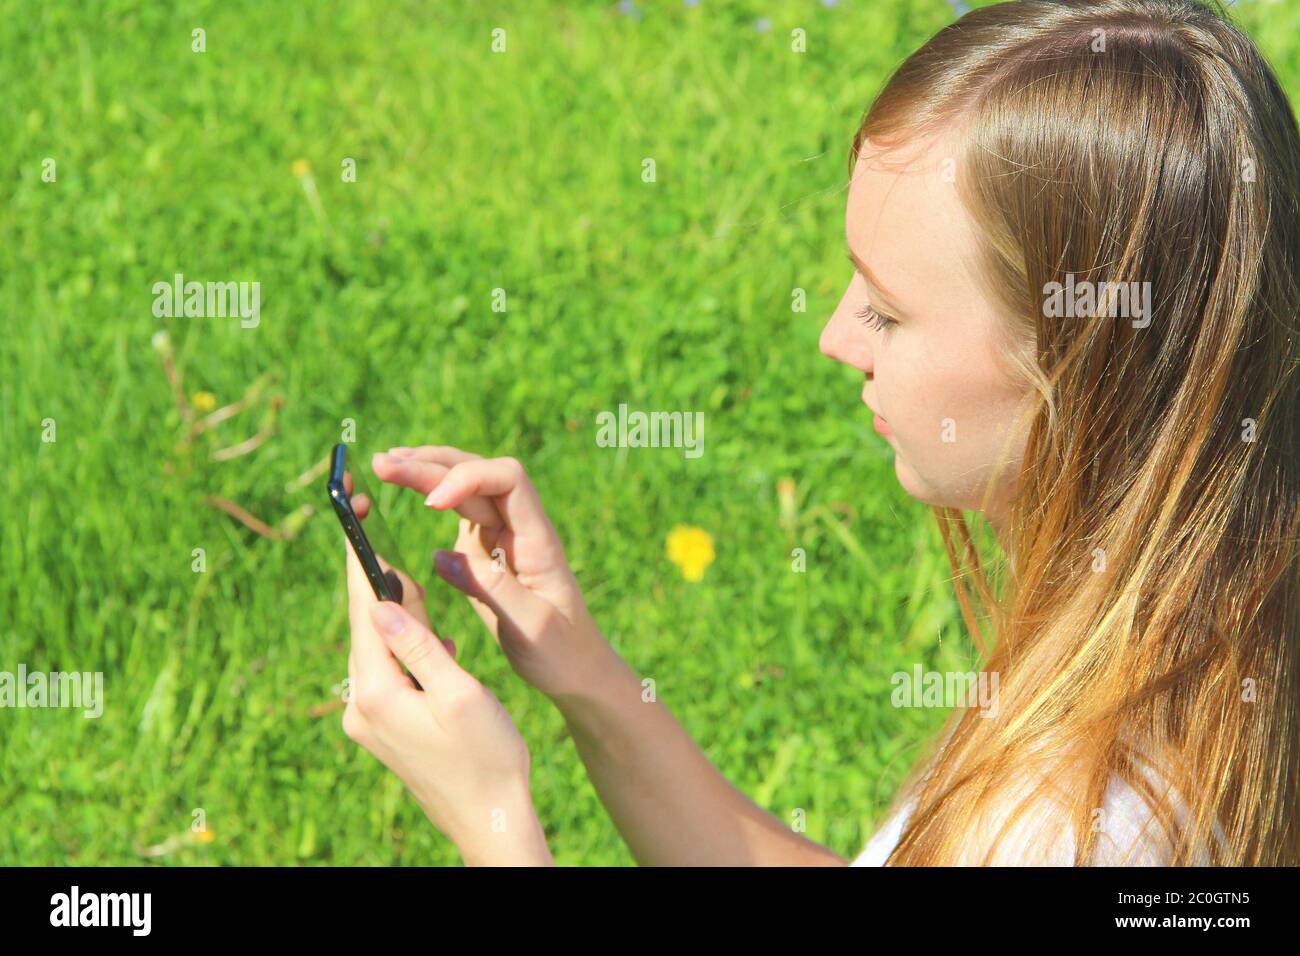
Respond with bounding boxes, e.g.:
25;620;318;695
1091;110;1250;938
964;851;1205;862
852;0;1300;865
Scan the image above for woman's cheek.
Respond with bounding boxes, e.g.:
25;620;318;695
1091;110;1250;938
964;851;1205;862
878;344;927;443
884;352;952;487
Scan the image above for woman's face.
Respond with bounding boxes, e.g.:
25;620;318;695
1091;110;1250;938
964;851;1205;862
819;132;1033;527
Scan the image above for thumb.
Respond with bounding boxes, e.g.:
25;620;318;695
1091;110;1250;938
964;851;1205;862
434;549;555;635
368;601;455;695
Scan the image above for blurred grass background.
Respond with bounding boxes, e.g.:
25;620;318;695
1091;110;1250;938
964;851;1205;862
1;0;1297;865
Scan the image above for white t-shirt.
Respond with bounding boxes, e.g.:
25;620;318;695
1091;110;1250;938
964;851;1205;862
851;750;1225;866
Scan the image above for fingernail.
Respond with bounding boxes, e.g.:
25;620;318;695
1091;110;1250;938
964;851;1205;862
383;569;404;603
390;446;413;457
371;602;407;635
435;550;467;583
425;485;449;507
373;452;394;467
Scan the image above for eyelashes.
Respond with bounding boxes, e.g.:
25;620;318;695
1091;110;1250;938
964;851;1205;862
846;257;898;332
855;302;898;333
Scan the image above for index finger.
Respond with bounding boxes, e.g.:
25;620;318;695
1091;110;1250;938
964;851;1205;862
426;456;559;542
371;447;498;527
343;470;371;520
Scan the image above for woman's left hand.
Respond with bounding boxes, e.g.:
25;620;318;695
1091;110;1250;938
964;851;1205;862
342;520;554;866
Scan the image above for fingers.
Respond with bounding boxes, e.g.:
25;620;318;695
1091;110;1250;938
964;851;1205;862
372;453;447;493
342;469;370;519
390;446;483;467
372;449;499;528
424;457;559;544
373;446;481;490
374;555;431;630
433;547;556;639
368;601;459;697
345;533;407;692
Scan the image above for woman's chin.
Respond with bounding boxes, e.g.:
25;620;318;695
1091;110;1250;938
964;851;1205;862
892;453;942;507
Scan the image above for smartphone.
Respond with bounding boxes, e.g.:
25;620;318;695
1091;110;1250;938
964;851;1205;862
328;443;425;690
328;443;399;602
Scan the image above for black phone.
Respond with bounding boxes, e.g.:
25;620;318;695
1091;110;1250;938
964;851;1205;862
327;443;399;601
328;443;425;690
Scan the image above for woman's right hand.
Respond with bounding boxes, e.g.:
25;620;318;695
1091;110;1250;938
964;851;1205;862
371;445;612;700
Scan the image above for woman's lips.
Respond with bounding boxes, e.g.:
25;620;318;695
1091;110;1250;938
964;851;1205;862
862;384;893;436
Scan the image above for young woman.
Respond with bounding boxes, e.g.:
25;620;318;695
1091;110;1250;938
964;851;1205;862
340;0;1300;866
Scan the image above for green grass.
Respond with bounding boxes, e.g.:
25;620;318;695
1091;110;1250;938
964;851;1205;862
2;0;1298;865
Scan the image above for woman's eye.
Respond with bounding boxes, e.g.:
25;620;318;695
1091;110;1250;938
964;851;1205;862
855;303;897;333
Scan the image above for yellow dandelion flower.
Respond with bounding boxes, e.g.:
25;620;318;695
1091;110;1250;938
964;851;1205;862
666;525;715;582
191;828;216;845
291;158;311;178
191;390;217;412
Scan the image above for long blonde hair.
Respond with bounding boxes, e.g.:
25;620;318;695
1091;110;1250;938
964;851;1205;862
853;0;1300;865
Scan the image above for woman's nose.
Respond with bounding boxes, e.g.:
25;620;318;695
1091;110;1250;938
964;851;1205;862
819;308;873;373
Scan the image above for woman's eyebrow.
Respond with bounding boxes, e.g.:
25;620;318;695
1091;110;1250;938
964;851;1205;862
845;246;908;315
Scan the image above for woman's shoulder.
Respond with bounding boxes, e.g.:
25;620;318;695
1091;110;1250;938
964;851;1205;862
1087;749;1225;866
851;748;1220;866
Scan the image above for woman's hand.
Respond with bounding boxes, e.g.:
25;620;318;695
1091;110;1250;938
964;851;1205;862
342;521;553;865
371;446;613;701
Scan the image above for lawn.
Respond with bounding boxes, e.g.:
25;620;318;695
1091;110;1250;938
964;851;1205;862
2;0;1297;865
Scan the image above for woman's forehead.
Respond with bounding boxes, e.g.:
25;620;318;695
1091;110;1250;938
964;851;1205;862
848;133;956;225
845;133;983;318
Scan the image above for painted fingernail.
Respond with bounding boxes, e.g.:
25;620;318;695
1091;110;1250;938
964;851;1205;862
435;550;467;583
383;569;404;603
371;602;406;635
